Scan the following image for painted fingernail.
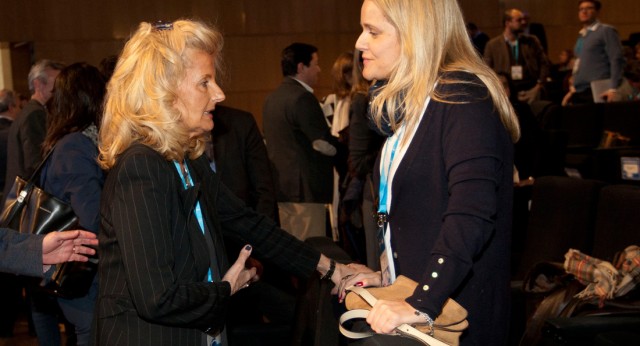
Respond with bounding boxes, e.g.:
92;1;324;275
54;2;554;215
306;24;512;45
355;282;364;287
245;245;252;251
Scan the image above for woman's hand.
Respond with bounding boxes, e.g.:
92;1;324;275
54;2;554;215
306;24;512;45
367;300;427;334
222;245;258;295
335;263;380;302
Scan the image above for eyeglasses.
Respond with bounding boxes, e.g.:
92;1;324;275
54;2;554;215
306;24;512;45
578;6;596;12
153;20;173;31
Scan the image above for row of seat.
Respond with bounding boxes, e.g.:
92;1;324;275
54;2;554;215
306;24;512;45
510;176;640;345
529;100;640;184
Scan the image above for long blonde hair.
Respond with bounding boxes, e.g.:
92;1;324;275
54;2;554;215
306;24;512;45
367;0;520;142
98;19;224;169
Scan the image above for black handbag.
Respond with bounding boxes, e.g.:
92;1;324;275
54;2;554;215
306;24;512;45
0;148;97;298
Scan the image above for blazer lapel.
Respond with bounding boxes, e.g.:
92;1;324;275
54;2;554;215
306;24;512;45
186;157;230;274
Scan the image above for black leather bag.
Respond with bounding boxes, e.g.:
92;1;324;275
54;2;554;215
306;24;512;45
0;149;97;298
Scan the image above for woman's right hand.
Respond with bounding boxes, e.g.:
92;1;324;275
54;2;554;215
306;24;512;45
222;245;258;295
336;264;381;303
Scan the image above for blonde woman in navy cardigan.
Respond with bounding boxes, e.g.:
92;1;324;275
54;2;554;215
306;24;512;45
337;1;520;345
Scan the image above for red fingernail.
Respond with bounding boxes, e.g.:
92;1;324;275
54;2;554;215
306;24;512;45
355;282;363;287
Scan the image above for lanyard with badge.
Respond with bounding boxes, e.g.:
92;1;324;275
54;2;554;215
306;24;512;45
375;94;432;287
377;126;405;287
173;161;223;346
510;39;523;81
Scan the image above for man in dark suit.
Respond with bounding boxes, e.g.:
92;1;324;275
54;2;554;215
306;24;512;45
484;9;550;104
208;106;297;344
2;60;64;201
208;105;278;221
262;42;336;241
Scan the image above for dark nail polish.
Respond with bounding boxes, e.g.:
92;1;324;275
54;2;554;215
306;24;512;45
245;245;252;251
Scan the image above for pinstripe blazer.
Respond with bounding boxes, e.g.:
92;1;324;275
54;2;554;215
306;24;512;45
95;143;320;346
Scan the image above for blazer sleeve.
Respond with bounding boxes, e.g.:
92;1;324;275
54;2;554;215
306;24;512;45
293;92;332;144
108;152;230;330
0;229;44;277
209;169;321;278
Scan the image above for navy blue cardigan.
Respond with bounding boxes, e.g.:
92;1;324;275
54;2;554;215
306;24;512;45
376;72;514;345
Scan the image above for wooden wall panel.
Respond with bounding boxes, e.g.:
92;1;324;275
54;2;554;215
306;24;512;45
1;0;638;130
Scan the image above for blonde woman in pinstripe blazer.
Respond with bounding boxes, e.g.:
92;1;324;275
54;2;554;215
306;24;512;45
95;20;355;346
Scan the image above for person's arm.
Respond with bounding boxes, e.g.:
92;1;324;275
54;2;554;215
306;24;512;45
295;93;337;156
0;229;45;276
0;229;97;277
210;164;356;286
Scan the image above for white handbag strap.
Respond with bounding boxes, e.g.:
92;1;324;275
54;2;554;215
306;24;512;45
339;286;450;346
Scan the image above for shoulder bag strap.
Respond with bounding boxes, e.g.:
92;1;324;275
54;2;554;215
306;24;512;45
338;286;451;346
25;147;56;184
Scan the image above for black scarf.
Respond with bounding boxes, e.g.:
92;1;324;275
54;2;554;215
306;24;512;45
367;80;405;137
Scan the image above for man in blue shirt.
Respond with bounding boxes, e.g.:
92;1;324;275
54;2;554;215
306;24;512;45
568;0;625;104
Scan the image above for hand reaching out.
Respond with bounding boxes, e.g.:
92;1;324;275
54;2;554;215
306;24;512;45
42;230;98;265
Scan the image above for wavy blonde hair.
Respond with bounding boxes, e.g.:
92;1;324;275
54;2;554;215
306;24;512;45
367;0;520;142
98;19;224;169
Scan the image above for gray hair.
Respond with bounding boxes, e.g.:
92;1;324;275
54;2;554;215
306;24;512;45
0;89;15;113
27;59;65;93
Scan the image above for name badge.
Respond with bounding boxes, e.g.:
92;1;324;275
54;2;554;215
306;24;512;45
511;65;523;80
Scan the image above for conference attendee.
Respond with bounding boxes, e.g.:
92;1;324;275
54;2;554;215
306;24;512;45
339;0;520;344
95;19;354;346
208;105;278;221
262;42;336;241
3;60;65;202
484;8;550;104
566;0;625;104
39;62;106;346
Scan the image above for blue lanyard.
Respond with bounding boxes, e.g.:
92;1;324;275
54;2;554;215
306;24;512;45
173;161;213;282
511;40;519;63
378;126;406;215
575;36;584;57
